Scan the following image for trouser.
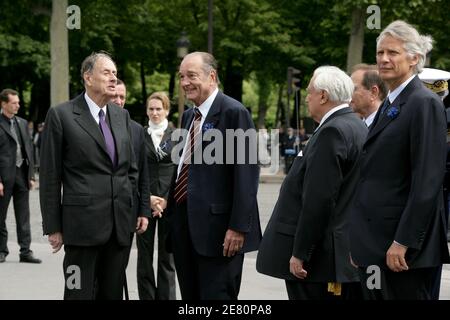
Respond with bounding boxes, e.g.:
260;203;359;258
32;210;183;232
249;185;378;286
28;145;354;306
136;216;176;300
0;165;31;256
63;234;129;300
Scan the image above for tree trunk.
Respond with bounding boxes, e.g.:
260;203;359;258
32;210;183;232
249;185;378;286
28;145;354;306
168;72;175;101
224;58;243;102
346;7;365;73
256;75;270;129
140;61;147;106
50;0;69;107
275;84;283;127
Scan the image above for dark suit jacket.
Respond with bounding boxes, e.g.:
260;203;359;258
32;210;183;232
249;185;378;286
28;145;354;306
39;93;140;247
167;91;262;257
256;107;367;283
0;115;35;187
130;119;151;221
144;126;175;199
349;76;450;269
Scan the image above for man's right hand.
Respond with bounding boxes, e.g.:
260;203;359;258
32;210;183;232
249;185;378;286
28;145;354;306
48;232;63;253
0;182;4;197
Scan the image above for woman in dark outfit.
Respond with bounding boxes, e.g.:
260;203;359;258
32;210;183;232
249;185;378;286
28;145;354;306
136;92;176;300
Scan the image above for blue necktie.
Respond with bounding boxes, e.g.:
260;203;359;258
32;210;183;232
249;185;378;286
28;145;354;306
380;98;391;115
98;109;117;167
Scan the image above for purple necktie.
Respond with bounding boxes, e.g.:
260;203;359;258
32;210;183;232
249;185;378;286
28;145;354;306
98;109;117;167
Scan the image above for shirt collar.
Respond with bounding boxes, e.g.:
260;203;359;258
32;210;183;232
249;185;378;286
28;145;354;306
195;87;218;118
387;74;416;104
84;92;107;123
316;103;349;131
364;110;377;127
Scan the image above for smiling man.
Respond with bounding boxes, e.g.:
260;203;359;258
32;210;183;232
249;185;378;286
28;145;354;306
39;52;145;300
167;52;261;300
349;21;450;300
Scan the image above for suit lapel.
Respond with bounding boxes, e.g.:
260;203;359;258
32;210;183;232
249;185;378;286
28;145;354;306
365;76;421;144
107;103;123;161
72;94;110;158
17;118;32;160
303;107;353;155
365;101;400;141
203;91;222;127
0;117;14;141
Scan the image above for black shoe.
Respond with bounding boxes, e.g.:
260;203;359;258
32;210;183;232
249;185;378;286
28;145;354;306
0;253;5;263
19;253;42;264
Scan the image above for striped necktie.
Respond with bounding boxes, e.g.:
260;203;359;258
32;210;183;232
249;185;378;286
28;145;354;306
174;108;202;203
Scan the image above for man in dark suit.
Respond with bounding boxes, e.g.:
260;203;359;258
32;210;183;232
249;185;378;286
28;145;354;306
111;79;150;225
39;52;148;300
111;79;151;299
349;20;450;300
350;64;387;127
0;89;41;264
167;51;261;300
256;66;367;299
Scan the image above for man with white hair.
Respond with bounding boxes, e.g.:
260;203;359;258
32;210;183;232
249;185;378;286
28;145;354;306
256;66;367;299
349;21;450;299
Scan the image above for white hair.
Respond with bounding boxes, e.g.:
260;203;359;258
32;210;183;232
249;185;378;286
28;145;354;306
377;20;432;74
312;66;354;103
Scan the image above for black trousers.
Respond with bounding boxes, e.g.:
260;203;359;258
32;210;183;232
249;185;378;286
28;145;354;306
0;165;31;256
358;266;436;300
63;234;129;300
136;216;176;300
285;280;363;300
170;201;244;300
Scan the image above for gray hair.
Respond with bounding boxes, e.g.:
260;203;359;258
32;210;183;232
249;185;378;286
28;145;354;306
184;51;221;85
80;52;116;85
312;66;354;103
377;20;432;74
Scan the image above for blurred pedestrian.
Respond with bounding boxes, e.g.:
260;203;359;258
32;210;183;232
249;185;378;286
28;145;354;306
0;88;41;264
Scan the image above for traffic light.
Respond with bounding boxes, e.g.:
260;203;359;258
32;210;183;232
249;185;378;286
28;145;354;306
287;66;301;95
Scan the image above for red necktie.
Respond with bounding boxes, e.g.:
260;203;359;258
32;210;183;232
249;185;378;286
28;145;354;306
174;108;202;203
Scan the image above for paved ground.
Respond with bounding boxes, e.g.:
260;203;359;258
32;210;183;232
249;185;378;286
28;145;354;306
1;178;449;300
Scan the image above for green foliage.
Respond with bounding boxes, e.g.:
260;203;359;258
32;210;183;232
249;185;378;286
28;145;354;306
1;0;449;124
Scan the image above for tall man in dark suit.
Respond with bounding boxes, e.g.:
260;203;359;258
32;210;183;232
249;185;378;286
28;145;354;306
39;52;148;300
0;89;41;264
256;66;367;299
111;79;150;299
168;51;261;299
349;20;450;300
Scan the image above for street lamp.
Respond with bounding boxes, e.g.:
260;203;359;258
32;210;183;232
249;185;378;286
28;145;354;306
176;31;190;127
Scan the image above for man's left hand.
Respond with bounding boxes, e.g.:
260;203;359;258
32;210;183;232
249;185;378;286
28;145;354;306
222;229;244;257
136;216;149;234
29;180;35;190
289;256;308;279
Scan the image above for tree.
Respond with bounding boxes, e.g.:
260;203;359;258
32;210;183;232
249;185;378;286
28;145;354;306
50;0;69;107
